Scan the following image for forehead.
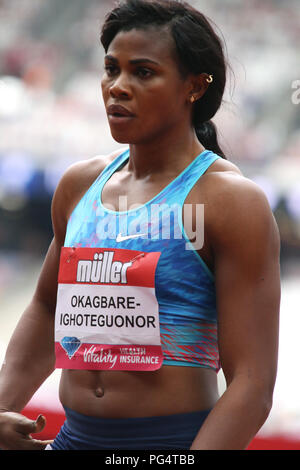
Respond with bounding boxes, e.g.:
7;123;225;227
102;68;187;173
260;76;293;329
106;27;177;64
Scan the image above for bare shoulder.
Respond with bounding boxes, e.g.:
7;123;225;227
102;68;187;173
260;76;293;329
202;157;269;211
51;148;125;241
60;148;124;197
198;158;280;248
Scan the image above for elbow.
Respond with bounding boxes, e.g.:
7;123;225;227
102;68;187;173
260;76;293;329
258;387;274;423
256;397;272;429
252;373;276;424
226;373;276;428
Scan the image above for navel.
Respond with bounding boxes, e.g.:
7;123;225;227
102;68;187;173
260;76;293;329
94;387;104;398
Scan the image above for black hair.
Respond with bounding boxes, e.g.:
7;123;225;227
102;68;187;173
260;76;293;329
101;0;228;159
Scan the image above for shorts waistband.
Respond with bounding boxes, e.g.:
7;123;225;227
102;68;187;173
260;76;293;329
63;406;211;439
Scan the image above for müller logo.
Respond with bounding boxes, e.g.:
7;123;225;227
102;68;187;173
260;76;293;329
76;251;133;284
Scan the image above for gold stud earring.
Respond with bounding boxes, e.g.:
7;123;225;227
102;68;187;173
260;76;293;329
206;75;213;84
190;95;195;103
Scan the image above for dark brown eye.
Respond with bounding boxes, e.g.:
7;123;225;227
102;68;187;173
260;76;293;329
104;64;119;76
136;67;154;79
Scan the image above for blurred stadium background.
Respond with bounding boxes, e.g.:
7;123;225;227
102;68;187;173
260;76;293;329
0;0;300;450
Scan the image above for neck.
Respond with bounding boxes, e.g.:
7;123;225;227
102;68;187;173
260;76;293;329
127;126;205;179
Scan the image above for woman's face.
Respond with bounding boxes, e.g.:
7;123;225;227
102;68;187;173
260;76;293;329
101;27;193;145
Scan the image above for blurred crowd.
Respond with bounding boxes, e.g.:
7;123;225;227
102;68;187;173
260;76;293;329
0;0;299;272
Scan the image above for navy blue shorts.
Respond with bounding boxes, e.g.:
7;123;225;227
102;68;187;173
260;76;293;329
50;406;210;450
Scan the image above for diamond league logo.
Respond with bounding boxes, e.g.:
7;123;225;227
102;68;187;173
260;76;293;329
60;336;81;359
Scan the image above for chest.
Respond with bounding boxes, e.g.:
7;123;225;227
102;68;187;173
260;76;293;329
99;170;214;272
101;169;177;212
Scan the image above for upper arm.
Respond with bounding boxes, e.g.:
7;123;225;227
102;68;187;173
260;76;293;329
31;165;77;312
32;155;110;311
208;174;280;389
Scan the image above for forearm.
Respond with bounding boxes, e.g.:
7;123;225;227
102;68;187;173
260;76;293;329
0;299;56;412
190;378;272;450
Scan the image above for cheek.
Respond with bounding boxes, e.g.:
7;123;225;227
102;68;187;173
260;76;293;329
146;75;186;109
141;86;185;125
101;77;110;102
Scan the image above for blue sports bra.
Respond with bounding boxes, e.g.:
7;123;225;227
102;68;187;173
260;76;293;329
64;149;220;371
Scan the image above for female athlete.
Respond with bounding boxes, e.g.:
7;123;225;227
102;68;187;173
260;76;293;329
0;0;280;450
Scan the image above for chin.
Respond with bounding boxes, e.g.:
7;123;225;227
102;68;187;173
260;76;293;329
110;131;139;145
108;128;128;144
112;136;131;144
109;127;154;146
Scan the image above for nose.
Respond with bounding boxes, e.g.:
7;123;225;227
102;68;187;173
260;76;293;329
109;73;132;100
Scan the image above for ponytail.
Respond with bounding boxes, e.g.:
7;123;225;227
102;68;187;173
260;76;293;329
195;121;226;159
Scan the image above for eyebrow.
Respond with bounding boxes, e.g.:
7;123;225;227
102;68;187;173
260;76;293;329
105;55;160;66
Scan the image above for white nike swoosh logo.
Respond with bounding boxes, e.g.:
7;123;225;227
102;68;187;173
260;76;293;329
116;233;147;242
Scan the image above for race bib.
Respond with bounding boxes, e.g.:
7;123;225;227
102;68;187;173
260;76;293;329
54;247;163;371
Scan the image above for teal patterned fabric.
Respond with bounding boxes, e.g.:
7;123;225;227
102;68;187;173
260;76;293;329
64;149;220;370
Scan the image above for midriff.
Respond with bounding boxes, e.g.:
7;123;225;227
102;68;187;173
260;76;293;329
59;365;219;418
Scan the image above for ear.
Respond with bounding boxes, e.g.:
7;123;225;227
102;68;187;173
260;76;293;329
188;73;212;103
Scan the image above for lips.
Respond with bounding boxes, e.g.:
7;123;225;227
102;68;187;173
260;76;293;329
107;104;135;118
